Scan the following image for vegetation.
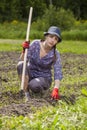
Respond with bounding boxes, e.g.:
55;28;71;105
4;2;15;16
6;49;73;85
0;1;87;129
0;20;87;41
0;40;87;54
32;7;76;31
0;2;87;41
0;0;87;22
0;98;87;130
0;40;87;130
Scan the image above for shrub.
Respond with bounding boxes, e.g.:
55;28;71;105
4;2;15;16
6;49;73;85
32;6;76;31
62;30;87;41
56;8;75;30
74;20;87;30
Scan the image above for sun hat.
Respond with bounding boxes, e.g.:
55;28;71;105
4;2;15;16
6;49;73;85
44;26;62;42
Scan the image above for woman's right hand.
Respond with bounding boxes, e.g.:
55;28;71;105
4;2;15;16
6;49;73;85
22;41;30;53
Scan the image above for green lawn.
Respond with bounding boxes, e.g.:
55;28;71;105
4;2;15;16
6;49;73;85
0;39;87;54
58;40;87;54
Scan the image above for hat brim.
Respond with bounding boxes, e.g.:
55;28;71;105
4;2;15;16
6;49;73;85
44;32;62;42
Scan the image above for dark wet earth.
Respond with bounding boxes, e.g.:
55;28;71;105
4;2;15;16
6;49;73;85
0;52;87;116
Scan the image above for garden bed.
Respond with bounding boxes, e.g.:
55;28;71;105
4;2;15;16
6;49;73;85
0;52;87;116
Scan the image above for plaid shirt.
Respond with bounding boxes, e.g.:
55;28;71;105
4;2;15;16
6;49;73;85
27;40;63;82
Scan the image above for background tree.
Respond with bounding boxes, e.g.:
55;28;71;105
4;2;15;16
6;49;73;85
64;0;87;20
0;0;87;22
32;6;76;31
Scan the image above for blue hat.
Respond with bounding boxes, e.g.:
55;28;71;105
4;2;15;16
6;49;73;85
44;26;62;42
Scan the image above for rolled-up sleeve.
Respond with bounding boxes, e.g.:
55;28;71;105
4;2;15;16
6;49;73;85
53;51;63;80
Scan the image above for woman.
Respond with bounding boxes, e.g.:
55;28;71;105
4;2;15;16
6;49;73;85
17;26;63;101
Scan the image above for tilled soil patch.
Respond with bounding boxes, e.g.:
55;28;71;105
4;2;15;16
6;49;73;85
0;52;87;116
0;98;50;116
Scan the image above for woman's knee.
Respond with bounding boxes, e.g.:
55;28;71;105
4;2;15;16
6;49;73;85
29;78;43;93
17;61;24;75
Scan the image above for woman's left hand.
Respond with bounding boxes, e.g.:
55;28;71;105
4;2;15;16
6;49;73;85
51;88;60;100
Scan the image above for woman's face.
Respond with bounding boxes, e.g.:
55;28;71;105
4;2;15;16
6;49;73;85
45;34;59;48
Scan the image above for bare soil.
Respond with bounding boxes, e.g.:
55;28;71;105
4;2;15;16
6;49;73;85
0;52;87;116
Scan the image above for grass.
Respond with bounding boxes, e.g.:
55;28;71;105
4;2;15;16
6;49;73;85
0;39;87;130
0;39;87;54
0;98;87;130
58;40;87;54
0;22;87;41
0;39;23;52
62;30;87;41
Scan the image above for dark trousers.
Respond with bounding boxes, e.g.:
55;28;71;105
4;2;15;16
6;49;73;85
17;61;51;93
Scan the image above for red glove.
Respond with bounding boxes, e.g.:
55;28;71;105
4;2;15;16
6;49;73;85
51;88;60;100
22;41;30;53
